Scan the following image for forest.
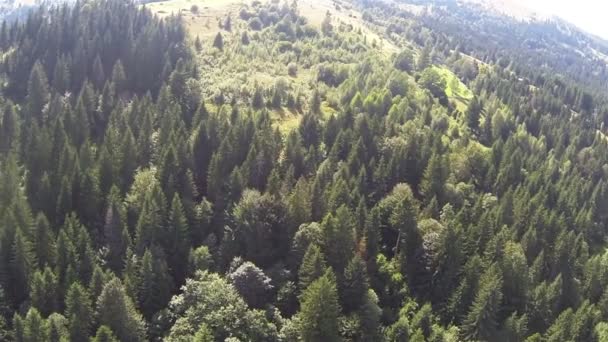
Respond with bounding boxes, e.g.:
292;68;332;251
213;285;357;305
1;0;608;341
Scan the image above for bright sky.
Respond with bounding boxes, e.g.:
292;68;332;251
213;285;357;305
514;0;608;39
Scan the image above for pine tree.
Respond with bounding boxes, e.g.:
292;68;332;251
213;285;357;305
111;60;127;94
341;254;369;313
417;45;431;71
26;61;50;123
166;195;191;283
420;152;448;204
298;244;327;290
298;270;342;342
462;265;503;341
467;97;483;132
65;282;93;342
0;103;19;153
9;229;34;305
92;326;119;342
213;32;224;51
322;206;356;273
138;247;173;319
92;55;106;89
20;308;50;342
97;278;146;342
52;56;70;94
30;267;58;316
103;196;129;274
32;213;54;268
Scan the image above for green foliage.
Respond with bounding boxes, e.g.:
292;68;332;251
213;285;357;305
298;270;342;342
1;0;608;340
96;278;146;342
65;282;93;341
167;271;278;341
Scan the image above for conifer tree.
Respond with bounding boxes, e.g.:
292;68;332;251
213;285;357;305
166;195;191;283
9;229;34;305
0;103;19;153
111;60;127;94
65;282;93;342
467;97;483;132
341;254;369;313
26;61;50;123
30;267;58;316
97;278;146;342
32;213;54;268
20;308;49;342
92;326;119;342
298;244;327;290
462;265;503;341
322;205;356;273
213;32;224;51
139;247;173;319
298;270;342;342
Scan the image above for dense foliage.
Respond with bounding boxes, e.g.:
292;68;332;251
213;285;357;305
2;0;608;341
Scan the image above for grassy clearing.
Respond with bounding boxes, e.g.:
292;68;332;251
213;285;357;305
299;0;398;55
145;0;249;39
431;65;473;112
146;0;401;135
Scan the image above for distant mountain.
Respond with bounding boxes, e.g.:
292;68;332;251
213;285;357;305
0;0;72;21
391;0;608;92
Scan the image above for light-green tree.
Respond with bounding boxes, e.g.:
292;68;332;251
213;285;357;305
298;270;342;342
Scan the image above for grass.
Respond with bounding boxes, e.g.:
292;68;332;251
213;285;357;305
146;0;400;136
431;65;473;112
297;0;398;55
145;0;248;39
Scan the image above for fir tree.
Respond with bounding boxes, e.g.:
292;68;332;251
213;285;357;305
298;244;327;290
213;32;224;51
65;282;93;342
97;278;146;342
298;270;342;342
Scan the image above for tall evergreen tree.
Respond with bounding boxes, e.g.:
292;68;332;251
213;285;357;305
97;278;146;342
25;61;50;123
65;282;93;342
299;244;327;290
462;265;503;341
298;270;342;342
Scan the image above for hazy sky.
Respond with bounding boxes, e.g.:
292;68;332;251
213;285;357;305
515;0;608;39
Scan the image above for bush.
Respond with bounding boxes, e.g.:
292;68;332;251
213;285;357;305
394;49;414;72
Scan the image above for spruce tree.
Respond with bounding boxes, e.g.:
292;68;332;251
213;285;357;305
96;278;146;342
298;270;342;342
466;97;483;132
65;282;93;342
92;326;119;342
166;195;191;283
30;267;58;317
26;61;50;123
213;32;224;51
341;254;369;313
138;247;173;319
9;229;34;305
298;244;327;290
462;266;503;341
32;213;54;268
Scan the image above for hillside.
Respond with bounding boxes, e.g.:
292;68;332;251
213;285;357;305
1;0;608;341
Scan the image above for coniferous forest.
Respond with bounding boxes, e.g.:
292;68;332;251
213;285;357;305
2;0;608;341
